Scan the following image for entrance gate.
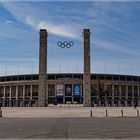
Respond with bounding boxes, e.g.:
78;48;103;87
38;29;91;107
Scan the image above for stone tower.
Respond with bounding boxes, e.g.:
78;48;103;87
38;29;48;107
83;29;91;107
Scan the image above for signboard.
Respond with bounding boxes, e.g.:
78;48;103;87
74;84;80;96
65;84;72;96
56;85;64;96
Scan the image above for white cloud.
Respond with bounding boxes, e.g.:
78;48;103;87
5;19;14;24
26;16;78;39
26;16;36;27
3;2;80;39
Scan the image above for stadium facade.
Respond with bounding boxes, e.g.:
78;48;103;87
0;29;140;107
0;73;140;107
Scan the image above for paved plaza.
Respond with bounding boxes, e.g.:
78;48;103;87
1;107;140;139
0;117;140;139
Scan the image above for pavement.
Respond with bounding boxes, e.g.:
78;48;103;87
1;107;140;139
1;107;140;118
0;117;140;139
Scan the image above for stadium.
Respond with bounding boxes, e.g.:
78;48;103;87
0;29;140;107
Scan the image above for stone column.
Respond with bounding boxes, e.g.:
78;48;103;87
38;29;48;107
30;85;32;107
112;84;114;106
16;85;18;107
9;86;12;100
3;86;6;107
105;84;108;106
83;29;91;107
30;85;32;100
3;86;6;99
72;83;74;104
16;86;18;100
132;85;134;106
63;84;65;104
23;85;25;107
125;85;128;106
55;83;57;104
23;85;25;100
118;84;121;106
9;86;12;107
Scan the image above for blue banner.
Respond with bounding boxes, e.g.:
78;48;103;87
74;84;80;96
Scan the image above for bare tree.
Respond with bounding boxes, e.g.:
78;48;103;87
91;79;112;101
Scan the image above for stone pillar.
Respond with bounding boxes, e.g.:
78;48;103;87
38;29;48;107
104;84;108;106
9;86;12;107
29;85;32;107
23;85;25;100
23;85;25;107
30;84;32;100
16;85;18;107
83;29;91;107
63;85;65;104
72;84;74;104
112;84;114;106
3;86;6;100
132;85;134;106
16;86;18;100
118;84;121;106
3;86;6;107
125;85;128;106
9;86;12;100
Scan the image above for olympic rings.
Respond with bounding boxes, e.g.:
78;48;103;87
57;41;74;48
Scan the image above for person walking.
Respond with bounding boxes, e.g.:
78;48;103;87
134;101;137;109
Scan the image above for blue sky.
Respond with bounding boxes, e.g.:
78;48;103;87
0;1;140;76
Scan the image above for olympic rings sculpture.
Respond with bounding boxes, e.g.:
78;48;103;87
57;41;74;48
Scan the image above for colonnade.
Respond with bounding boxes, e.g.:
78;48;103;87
0;83;140;107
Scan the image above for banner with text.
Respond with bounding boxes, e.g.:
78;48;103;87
74;84;80;96
56;85;64;96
